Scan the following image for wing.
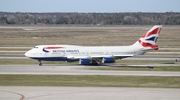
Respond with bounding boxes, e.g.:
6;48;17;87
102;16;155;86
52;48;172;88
67;54;134;60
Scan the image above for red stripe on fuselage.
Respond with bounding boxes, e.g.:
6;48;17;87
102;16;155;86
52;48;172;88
44;47;63;49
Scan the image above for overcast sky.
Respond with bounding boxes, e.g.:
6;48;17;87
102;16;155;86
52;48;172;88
0;0;180;13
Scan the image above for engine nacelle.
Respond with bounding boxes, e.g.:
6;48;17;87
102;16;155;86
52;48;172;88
79;58;92;65
102;57;115;63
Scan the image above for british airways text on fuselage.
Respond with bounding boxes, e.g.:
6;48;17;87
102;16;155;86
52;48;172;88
52;50;79;53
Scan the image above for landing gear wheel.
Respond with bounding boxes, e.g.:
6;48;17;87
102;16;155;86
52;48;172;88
38;60;42;66
39;63;42;66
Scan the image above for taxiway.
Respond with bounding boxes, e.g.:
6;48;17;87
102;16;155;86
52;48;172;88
0;65;180;76
1;86;180;100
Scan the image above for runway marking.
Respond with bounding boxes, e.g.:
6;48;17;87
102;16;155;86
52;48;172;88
1;87;180;100
0;89;95;100
0;90;25;100
25;92;79;99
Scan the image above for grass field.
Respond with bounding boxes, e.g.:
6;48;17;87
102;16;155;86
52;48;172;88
0;25;180;47
0;75;180;88
0;25;180;56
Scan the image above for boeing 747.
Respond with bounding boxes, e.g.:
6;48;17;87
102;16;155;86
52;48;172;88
25;25;162;66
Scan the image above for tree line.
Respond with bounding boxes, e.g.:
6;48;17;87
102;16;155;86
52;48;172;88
0;12;180;25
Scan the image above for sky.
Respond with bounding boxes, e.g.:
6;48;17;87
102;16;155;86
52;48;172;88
0;0;180;13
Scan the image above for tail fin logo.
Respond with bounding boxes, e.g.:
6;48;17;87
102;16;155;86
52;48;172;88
141;27;161;38
138;25;162;50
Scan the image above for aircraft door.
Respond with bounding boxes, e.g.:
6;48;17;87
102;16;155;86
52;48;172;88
86;50;89;56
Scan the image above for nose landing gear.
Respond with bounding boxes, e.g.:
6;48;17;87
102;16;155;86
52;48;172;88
38;60;42;66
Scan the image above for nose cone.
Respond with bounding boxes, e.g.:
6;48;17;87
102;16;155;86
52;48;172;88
24;51;30;57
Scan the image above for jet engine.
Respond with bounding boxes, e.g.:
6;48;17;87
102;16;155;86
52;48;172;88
102;57;115;63
79;58;92;65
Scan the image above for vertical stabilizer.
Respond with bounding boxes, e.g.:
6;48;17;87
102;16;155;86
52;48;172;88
133;25;162;50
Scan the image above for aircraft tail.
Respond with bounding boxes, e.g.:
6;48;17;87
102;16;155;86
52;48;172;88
133;25;162;50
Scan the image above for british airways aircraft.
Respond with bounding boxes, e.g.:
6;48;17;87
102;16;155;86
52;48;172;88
25;25;162;66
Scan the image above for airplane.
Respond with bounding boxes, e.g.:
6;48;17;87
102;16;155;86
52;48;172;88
25;25;162;66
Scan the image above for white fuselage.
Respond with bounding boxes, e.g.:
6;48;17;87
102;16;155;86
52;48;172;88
25;44;145;60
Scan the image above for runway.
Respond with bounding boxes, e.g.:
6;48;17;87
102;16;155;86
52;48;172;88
0;65;180;76
1;86;180;100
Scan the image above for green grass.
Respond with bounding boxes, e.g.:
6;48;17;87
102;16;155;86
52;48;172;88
0;75;180;88
0;26;180;47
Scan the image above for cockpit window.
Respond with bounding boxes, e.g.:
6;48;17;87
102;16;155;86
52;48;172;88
33;46;38;49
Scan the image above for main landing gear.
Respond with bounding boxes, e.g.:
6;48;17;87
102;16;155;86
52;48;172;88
38;60;42;66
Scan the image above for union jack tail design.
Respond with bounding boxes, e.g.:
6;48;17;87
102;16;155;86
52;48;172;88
133;25;162;50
